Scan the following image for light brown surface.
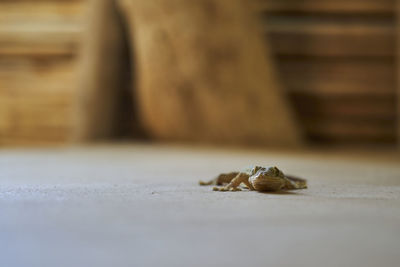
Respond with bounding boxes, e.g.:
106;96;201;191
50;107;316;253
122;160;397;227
259;0;397;145
280;59;394;96
0;1;83;56
73;0;131;141
119;0;301;146
0;0;86;145
0;0;397;146
0;57;77;145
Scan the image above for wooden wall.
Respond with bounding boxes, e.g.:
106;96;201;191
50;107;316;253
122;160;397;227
0;0;398;147
254;0;397;145
0;0;84;145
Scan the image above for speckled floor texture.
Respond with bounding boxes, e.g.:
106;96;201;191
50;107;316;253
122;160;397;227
1;144;400;267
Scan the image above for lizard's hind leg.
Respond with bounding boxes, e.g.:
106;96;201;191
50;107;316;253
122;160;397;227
199;172;239;186
213;173;250;191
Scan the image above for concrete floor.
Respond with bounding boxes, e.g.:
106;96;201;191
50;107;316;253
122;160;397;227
1;144;400;267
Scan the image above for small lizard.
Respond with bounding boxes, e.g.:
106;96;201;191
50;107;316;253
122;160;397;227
199;166;307;192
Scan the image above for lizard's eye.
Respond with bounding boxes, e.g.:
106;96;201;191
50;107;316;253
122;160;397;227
252;166;263;174
272;167;281;176
266;167;276;176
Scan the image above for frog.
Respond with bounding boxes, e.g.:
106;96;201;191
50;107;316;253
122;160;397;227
199;166;307;192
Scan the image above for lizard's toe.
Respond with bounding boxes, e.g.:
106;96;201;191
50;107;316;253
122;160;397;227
229;187;241;191
213;187;228;191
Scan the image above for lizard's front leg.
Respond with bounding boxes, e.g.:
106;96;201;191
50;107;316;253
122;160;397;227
213;173;251;191
199;172;239;186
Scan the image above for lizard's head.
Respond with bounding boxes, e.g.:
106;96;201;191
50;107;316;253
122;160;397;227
249;166;284;178
249;166;286;191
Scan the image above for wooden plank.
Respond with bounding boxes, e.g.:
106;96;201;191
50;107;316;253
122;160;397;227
303;119;396;143
0;96;71;107
0;0;84;145
278;58;395;95
0;138;68;146
0;56;76;90
251;0;395;14
0;104;71;128
0;120;72;144
0;128;71;145
0;57;77;145
0;26;82;56
267;17;395;56
0;1;84;56
290;95;396;119
0;1;84;24
0;102;73;144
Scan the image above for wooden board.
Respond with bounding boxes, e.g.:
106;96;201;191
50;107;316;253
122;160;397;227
0;1;85;145
0;1;83;23
252;0;395;14
278;58;395;95
0;1;84;56
0;56;77;145
255;0;397;146
303;119;396;143
290;94;396;119
267;16;395;56
1;0;396;147
0;56;76;94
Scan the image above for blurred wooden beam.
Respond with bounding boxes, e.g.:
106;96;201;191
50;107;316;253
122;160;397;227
0;57;75;95
0;1;84;56
303;119;396;144
278;58;395;95
290;95;396;119
72;0;131;141
0;1;83;22
0;56;76;145
251;0;395;14
267;18;395;56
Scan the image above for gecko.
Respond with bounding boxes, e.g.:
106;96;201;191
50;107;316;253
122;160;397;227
199;166;307;192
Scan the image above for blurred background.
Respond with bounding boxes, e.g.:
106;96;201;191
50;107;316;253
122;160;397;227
0;0;398;148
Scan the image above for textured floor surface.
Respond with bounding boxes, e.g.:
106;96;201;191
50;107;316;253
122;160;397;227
1;144;400;267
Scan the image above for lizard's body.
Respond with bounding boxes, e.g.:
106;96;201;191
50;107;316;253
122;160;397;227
199;166;307;192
